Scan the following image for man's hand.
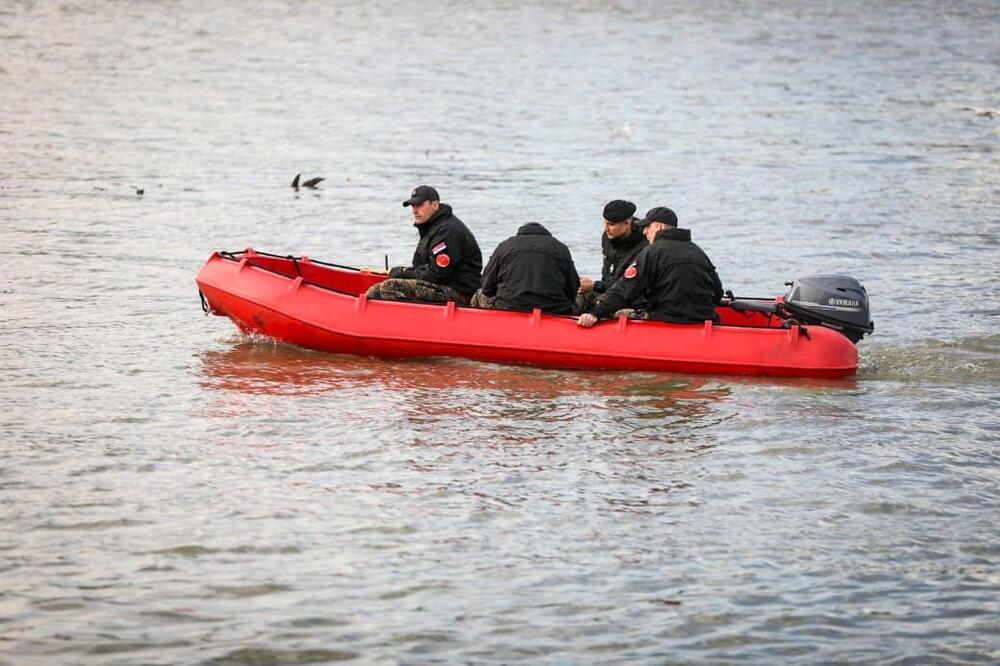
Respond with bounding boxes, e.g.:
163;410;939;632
577;313;598;328
360;266;390;275
578;277;594;294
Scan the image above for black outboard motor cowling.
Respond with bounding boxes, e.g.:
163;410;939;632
782;274;874;343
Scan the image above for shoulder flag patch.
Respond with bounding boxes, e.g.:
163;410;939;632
624;263;638;279
431;242;447;254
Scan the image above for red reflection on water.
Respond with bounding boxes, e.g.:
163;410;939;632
197;341;733;405
199;340;855;397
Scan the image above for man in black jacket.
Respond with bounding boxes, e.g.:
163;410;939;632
577;207;723;327
575;199;648;314
366;186;483;305
470;222;580;315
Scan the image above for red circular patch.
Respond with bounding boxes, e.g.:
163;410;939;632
435;253;451;268
624;264;637;279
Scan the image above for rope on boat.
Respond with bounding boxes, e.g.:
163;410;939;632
218;248;360;272
213;249;374;300
307;257;362;271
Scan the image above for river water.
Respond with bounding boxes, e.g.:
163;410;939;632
2;1;998;663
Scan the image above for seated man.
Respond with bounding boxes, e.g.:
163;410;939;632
577;207;723;327
366;186;483;305
575;199;648;314
470;222;580;315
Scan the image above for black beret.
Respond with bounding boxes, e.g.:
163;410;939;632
602;200;636;223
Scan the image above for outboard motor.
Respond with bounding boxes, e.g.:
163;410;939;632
782;274;874;343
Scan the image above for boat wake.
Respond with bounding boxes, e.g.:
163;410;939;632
858;334;1000;383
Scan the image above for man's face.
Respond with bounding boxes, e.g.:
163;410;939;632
603;218;632;240
643;222;665;243
410;200;440;224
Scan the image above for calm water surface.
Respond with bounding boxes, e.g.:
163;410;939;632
2;1;998;663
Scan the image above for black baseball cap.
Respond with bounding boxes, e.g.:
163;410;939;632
402;185;440;207
602;199;636;223
636;206;678;227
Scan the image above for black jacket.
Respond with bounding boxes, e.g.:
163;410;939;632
389;203;483;296
480;223;580;315
594;223;647;293
593;227;724;323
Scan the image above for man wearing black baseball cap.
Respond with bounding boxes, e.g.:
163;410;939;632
575;199;648;314
364;185;483;305
402;185;439;209
577;206;723;327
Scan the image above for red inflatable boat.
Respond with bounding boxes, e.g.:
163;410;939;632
195;249;873;378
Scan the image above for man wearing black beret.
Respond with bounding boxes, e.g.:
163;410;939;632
575;199;648;314
577;207;724;327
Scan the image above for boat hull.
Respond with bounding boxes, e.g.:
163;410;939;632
195;251;859;378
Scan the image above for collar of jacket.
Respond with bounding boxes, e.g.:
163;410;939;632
653;227;691;243
609;221;645;248
415;203;453;237
516;222;551;236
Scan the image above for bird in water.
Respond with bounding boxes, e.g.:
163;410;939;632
292;174;325;190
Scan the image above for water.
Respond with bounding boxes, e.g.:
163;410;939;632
2;0;998;663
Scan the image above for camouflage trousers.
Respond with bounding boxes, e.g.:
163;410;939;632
469;289;499;309
573;292;650;319
614;308;650;320
573;291;599;315
365;278;471;306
